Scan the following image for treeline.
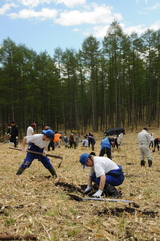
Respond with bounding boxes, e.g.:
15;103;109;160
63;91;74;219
0;21;160;137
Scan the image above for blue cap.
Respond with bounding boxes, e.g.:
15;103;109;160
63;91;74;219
42;129;54;139
79;153;89;169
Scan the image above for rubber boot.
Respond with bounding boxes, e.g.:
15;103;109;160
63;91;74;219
48;167;57;178
148;159;152;167
104;184;120;198
16;167;24;175
140;160;146;166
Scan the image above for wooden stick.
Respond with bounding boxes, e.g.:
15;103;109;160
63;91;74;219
9;147;63;159
0;235;37;240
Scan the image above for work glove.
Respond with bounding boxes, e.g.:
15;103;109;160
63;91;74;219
42;150;47;156
22;147;27;152
84;185;92;194
92;189;103;198
16;136;18;140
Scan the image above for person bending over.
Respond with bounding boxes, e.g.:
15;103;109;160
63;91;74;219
79;152;124;198
16;129;57;177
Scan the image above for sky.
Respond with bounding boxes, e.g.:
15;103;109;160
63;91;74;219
0;0;160;56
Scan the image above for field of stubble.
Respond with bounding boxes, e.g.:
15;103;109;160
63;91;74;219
0;128;160;241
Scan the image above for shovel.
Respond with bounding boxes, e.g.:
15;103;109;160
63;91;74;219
9;147;63;168
68;193;140;208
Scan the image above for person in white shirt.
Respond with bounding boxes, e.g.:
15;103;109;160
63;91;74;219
137;127;152;167
82;136;88;147
117;133;123;146
16;129;57;177
149;133;154;148
79;152;124;198
26;123;36;136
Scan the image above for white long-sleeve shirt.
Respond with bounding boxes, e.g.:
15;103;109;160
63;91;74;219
138;130;150;145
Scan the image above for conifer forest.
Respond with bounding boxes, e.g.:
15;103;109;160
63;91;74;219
0;21;160;136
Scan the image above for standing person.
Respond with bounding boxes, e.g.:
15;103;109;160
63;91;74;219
149;133;154;148
10;121;19;148
75;134;80;148
99;137;112;159
79;152;124;198
16;129;57;177
54;131;62;148
69;133;76;149
137;127;152;167
27;123;36;136
152;137;160;152
87;134;96;151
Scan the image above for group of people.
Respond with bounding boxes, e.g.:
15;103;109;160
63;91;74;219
7;122;123;199
8;122;158;200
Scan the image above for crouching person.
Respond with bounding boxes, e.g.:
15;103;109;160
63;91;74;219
79;152;124;198
16;129;57;178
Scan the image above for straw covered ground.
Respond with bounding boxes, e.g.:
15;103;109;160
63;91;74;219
0;129;160;241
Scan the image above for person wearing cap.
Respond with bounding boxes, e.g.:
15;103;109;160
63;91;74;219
42;125;55;151
16;129;57;177
79;152;124;198
26;123;36;136
152;137;160;152
137;127;152;167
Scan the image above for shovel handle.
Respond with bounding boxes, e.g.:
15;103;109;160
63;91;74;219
9;147;63;159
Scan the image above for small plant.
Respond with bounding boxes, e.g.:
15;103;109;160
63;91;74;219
5;218;16;226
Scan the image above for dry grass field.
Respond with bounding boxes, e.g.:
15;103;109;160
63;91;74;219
0;128;160;241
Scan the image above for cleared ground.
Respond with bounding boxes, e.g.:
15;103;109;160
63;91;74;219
0;128;160;241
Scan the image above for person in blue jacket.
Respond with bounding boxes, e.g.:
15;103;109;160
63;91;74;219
99;137;112;159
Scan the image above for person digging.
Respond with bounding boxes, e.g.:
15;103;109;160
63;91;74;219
16;129;57;178
79;152;124;198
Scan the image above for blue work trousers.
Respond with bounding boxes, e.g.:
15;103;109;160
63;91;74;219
91;165;124;186
20;143;53;170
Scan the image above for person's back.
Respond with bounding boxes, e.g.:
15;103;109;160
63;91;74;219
54;133;61;142
138;129;150;145
69;133;76;148
137;128;152;167
99;137;112;158
82;138;88;147
54;132;62;148
27;126;34;136
64;136;69;147
100;137;111;149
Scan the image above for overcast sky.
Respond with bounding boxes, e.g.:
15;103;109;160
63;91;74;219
0;0;160;56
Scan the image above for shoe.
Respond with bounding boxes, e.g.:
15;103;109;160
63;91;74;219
104;184;120;198
140;160;146;166
148;159;152;167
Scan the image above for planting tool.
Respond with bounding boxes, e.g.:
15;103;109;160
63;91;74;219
9;147;63;159
68;193;139;207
